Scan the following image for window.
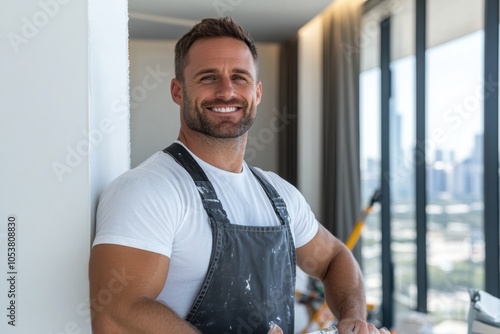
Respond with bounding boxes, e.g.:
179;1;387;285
360;0;488;331
426;0;484;326
360;12;382;309
391;0;417;318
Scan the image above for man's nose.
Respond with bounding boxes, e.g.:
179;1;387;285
215;77;236;100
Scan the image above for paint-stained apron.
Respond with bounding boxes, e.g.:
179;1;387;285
164;143;296;334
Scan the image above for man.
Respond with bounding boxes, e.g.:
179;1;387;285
89;17;388;334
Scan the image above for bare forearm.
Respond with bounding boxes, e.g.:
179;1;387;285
92;297;200;334
322;247;366;321
297;227;382;333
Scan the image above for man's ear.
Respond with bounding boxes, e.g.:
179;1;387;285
255;81;263;106
171;78;183;106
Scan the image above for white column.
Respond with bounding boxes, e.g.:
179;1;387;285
298;15;324;220
0;0;129;332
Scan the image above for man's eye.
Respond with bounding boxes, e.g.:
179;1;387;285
201;75;216;81
233;76;246;81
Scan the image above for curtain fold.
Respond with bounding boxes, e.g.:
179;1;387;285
278;38;299;186
322;0;363;257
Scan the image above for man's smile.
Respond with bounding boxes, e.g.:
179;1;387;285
206;106;241;113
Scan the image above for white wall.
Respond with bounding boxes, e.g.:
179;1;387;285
298;15;324;220
0;1;129;332
129;40;281;173
129;40;178;167
245;43;280;172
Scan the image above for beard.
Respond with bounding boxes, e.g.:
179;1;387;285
182;91;256;139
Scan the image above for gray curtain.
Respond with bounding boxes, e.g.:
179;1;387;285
322;0;363;257
278;38;299;186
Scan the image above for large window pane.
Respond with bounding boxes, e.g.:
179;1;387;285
390;0;417;321
360;14;382;309
426;1;484;330
361;68;382;307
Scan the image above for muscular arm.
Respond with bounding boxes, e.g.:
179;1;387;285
89;244;200;334
296;224;368;331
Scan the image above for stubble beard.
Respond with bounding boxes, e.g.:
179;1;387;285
182;92;256;139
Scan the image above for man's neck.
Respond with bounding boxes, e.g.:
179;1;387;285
177;132;247;173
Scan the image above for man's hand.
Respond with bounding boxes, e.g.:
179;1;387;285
267;323;283;334
337;318;390;334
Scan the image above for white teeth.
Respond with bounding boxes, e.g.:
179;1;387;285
211;107;238;113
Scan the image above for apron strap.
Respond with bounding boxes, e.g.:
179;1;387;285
249;166;291;226
163;143;231;225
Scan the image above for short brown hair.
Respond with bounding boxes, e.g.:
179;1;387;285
174;17;259;81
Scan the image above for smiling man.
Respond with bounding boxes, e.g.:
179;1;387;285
89;17;388;334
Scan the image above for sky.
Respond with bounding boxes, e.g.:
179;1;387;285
360;30;485;167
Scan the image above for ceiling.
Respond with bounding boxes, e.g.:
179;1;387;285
128;0;334;42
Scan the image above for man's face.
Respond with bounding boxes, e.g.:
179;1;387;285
172;37;262;139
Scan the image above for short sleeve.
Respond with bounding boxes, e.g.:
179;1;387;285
93;168;182;258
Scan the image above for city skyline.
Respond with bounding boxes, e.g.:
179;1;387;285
361;30;484;170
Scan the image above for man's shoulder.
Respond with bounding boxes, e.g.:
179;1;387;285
104;151;190;194
247;165;294;187
245;165;301;202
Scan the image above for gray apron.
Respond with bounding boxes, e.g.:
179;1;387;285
164;143;296;334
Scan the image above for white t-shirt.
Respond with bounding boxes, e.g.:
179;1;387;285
93;142;319;317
